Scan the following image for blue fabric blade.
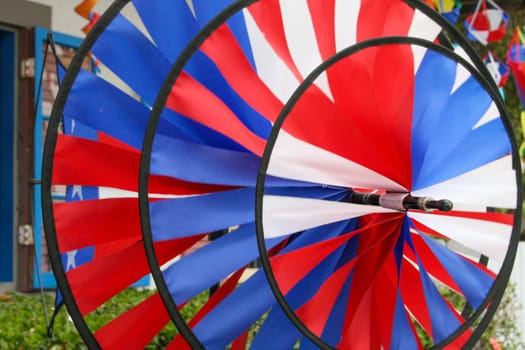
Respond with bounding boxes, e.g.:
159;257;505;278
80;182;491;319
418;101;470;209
250;306;301;350
96;8;270;143
299;337;320;350
165;223;282;304
159;108;249;151
151;133;259;185
318;275;353;346
92;14;170;105
389;219;418;349
194;270;274;349
150;185;347;242
404;233;460;343
65;70;186;149
105;2;270;141
418;262;460;343
131;0;199;63
412;50;457;181
151;134;270;186
281;220;354;256
150;188;255;241
389;292;419;350
334;235;359;270
414;75;493;187
152;133;329;188
420;234;493;309
251;244;346;349
191;220;351;347
414;118;511;189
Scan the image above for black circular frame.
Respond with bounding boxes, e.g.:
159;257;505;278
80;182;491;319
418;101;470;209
41;0;522;349
254;36;522;350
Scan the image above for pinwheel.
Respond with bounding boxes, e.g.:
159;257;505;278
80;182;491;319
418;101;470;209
483;50;509;88
42;0;521;349
508;27;525;107
464;0;509;45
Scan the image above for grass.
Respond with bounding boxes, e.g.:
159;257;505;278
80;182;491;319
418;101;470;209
0;291;87;349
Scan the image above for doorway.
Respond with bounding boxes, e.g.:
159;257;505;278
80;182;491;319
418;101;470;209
0;29;16;283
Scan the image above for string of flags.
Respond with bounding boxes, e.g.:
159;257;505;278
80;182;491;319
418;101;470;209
424;0;525;171
71;0;520;100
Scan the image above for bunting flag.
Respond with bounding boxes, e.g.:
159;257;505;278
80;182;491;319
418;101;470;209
519;111;525;172
483;50;509;87
74;0;101;34
74;0;100;19
507;27;525;108
431;0;462;24
42;0;521;349
464;0;508;45
81;12;101;35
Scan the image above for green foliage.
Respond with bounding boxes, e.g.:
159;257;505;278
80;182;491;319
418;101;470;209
481;9;525;145
0;289;207;349
0;292;85;350
475;283;524;350
455;8;525;143
415;283;524;349
2;285;522;349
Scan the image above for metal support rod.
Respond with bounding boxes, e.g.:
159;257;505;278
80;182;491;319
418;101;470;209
348;191;453;212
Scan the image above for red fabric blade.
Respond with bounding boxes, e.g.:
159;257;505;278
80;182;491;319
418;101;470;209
166;71;266;156
68;236;203;315
95;293;170;350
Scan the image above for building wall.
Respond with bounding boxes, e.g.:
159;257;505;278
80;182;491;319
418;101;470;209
26;0;144;37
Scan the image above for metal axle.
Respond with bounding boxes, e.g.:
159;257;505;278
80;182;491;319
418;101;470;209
348;191;453;212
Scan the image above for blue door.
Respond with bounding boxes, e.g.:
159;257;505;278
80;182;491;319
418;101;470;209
0;29;15;283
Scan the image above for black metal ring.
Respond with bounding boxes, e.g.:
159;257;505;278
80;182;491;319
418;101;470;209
254;36;521;350
42;1;130;348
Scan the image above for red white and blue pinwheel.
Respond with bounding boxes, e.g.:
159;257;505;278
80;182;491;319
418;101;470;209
42;0;522;349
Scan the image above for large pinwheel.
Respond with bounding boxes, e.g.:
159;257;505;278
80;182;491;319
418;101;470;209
42;0;521;349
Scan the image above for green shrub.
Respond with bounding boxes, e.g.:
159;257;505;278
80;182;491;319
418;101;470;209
1;284;523;349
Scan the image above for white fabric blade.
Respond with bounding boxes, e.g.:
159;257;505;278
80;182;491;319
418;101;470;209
98;187;136;199
474;101;499;128
263;195;396;238
451;58;471;93
412;155;518;210
408;211;512;262
408;9;442;73
453;45;475;73
98;187;184;199
279;0;333;99
243;9;299;104
335;0;360;52
267;131;406;191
